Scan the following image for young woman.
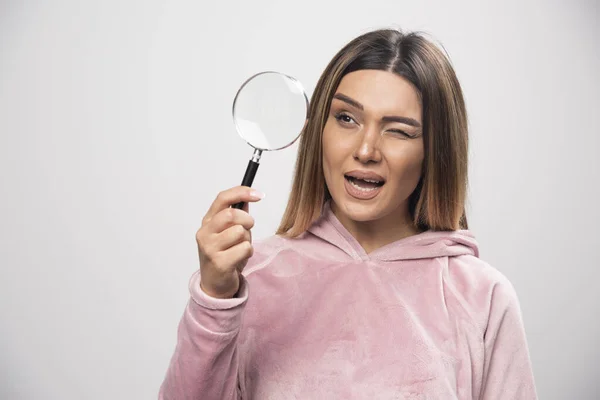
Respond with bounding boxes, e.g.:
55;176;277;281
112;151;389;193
159;28;538;399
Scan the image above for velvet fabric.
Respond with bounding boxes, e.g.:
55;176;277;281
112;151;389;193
160;202;537;399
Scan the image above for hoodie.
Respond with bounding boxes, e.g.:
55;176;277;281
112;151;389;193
159;202;538;399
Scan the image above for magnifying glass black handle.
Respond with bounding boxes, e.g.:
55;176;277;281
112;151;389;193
232;159;260;209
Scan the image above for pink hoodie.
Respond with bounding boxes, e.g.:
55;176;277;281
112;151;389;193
159;202;537;399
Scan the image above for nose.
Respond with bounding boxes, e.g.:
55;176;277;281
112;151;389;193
352;126;382;164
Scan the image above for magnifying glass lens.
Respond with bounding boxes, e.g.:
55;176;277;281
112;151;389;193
231;72;309;209
233;72;308;151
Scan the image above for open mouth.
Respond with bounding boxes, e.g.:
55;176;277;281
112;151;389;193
344;175;385;191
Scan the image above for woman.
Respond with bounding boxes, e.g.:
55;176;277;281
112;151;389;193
159;28;538;399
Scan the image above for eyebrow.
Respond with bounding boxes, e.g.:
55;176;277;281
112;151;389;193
332;93;422;128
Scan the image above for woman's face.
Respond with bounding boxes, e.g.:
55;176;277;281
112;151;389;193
322;69;424;224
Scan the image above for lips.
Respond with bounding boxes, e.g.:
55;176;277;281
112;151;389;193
344;170;386;185
342;170;386;200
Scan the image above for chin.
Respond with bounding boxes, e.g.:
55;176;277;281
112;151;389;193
335;196;388;223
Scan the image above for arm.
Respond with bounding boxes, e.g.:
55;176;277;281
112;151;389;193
159;270;248;400
479;279;538;399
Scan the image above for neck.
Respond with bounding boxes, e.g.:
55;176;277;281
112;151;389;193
330;201;420;254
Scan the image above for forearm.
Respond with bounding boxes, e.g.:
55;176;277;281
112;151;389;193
159;271;248;400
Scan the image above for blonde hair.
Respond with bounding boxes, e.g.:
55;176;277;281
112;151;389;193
277;28;469;237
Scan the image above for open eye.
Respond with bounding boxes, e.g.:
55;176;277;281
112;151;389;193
334;112;357;126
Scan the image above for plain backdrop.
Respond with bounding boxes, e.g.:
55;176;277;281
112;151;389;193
1;0;598;399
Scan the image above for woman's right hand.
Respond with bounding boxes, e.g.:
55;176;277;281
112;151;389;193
196;186;265;299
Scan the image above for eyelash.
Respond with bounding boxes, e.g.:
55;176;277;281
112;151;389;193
333;112;410;137
334;112;356;125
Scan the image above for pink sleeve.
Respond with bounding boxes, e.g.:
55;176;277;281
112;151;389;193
158;270;248;400
480;279;538;399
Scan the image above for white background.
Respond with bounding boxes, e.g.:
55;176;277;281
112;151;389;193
1;0;598;399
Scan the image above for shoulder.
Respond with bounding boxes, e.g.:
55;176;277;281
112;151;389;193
249;229;345;263
252;234;289;254
448;254;514;291
242;234;297;277
444;254;521;330
243;230;341;278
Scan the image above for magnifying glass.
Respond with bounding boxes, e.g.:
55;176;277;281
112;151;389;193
231;71;309;209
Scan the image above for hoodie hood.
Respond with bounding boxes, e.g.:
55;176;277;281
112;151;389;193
306;201;479;262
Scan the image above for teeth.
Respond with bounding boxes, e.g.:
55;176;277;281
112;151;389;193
349;179;378;192
348;176;381;184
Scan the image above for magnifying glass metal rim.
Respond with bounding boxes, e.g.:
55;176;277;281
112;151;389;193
231;70;309;210
231;70;310;152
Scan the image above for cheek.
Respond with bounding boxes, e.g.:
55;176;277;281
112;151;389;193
386;143;424;182
321;126;332;168
323;120;356;157
321;125;335;182
321;122;343;170
407;149;425;177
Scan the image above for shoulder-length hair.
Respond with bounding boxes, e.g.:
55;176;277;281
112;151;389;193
277;28;469;237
